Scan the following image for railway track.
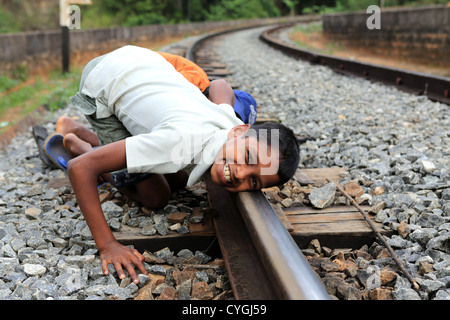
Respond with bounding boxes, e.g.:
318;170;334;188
182;21;449;300
186;29;330;300
1;17;448;303
260;23;450;106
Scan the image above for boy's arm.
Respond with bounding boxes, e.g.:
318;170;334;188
208;79;235;107
67;140;148;283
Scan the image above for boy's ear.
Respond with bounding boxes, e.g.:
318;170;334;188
227;124;250;140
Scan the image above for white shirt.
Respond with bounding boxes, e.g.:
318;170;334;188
81;45;243;186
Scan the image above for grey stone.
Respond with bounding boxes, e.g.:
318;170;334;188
163;204;179;214
65;255;96;267
309;182;336;209
103;285;133;300
108;218;121;232
393;288;421;300
148;265;166;276
177;249;194;259
101;201;123;219
195;251;211;264
177;279;192;300
137;274;150;288
140;226;156;236
10;237;26;252
152;283;169;295
426;232;450;253
154;247;173;263
176;225;190;234
196;271;209;283
434;289;450;300
387;235;412;249
409;228;438;246
416;279;445;293
155;223;168;236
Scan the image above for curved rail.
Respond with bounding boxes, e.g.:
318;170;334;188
260;24;450;105
186;25;330;300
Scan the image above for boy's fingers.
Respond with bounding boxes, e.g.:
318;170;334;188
133;249;147;267
101;260;109;275
114;262;126;279
128;253;148;283
132;252;149;276
133;249;145;262
125;264;139;284
101;249;148;284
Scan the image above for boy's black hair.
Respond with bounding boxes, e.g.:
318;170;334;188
248;122;300;185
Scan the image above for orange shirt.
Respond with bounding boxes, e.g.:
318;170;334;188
157;51;210;93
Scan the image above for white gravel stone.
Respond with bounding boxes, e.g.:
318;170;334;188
23;263;47;276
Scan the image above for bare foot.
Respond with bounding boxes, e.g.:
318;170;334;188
56;115;100;147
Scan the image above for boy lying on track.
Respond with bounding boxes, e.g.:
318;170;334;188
42;45;300;283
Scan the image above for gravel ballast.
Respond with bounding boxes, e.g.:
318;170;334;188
215;26;449;300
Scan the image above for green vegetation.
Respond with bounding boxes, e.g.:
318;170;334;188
301;0;449;14
290;22;343;54
0;66;81;125
293;21;323;34
79;0;282;27
38;69;81;111
1;0;447;32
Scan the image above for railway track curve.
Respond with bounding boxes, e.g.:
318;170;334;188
0;17;449;303
260;23;450;106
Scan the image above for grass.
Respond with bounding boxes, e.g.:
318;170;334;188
290;22;343;55
0;66;81;131
293;21;323;34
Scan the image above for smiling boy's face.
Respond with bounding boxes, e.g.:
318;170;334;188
210;125;281;192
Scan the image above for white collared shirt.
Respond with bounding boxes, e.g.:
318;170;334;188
81;45;243;186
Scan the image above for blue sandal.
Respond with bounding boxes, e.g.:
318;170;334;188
43;133;71;173
43;133;107;188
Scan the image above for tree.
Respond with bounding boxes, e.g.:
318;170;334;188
282;0;298;16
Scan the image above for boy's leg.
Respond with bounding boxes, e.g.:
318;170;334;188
57;115;100;147
63;132;95;159
164;171;189;192
126;174;171;209
118;171;188;209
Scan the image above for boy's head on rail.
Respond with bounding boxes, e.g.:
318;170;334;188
210;122;300;192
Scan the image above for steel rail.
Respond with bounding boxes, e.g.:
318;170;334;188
260;24;450;106
236;191;330;300
186;25;330;300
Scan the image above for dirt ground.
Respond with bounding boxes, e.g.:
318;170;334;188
288;29;450;78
